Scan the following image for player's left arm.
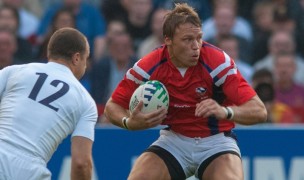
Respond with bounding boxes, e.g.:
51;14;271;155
226;95;267;125
195;95;267;125
70;95;97;180
195;51;267;124
71;136;93;180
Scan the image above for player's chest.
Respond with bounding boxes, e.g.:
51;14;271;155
155;67;214;103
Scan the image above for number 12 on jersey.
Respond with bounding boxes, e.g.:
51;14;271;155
28;72;70;112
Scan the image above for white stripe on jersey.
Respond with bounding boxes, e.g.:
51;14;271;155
126;60;150;84
215;68;237;86
210;52;231;78
133;61;150;79
209;52;237;86
126;69;143;85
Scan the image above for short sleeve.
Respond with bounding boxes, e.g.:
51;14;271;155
72;96;97;141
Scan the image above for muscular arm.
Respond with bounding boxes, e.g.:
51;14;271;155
103;98;130;129
195;95;267;125
104;98;167;130
228;95;267;125
71;136;93;180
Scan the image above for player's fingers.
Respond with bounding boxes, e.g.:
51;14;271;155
146;108;167;126
133;101;143;114
195;102;216;117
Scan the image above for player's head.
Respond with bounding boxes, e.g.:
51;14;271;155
163;3;202;68
251;68;274;88
47;27;89;79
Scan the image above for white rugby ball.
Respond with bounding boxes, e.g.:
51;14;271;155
129;80;169;113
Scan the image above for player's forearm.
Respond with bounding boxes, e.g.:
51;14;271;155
71;160;92;180
228;95;267;125
104;98;129;129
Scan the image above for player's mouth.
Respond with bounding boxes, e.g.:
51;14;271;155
191;54;199;60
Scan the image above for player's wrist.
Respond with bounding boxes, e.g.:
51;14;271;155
122;117;130;130
222;106;234;120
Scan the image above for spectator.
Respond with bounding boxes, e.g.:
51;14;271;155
250;0;275;64
254;82;296;123
137;8;169;58
252;69;297;123
251;68;274;88
272;8;296;34
273;52;304;123
36;0;107;61
204;4;252;62
100;0;128;23
203;0;253;43
0;5;34;62
270;0;301;24
103;19;127;57
0;28;20;69
216;35;253;84
91;31;136;124
2;0;39;39
153;0;212;21
35;8;75;61
254;30;304;86
124;0;154;52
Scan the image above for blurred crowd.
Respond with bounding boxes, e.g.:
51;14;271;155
0;0;304;125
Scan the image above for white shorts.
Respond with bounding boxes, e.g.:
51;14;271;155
147;129;241;179
0;142;51;180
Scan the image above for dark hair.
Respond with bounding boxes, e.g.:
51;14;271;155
215;34;239;46
47;27;87;61
163;3;201;39
51;7;75;30
252;68;274;84
0;5;20;29
254;82;274;102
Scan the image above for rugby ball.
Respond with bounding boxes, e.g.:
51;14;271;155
129;80;169;113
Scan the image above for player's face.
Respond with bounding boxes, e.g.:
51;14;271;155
165;22;202;68
76;41;89;79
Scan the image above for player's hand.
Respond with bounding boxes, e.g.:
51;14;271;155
195;98;227;119
128;101;167;130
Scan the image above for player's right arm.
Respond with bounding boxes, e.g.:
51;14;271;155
104;98;167;130
71;136;93;180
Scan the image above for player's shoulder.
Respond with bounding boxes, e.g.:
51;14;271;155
200;41;230;69
0;63;37;74
136;45;167;71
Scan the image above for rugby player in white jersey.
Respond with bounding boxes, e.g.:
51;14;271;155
0;27;97;180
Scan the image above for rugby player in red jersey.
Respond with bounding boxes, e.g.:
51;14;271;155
105;3;267;180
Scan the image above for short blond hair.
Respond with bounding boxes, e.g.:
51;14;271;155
163;3;201;39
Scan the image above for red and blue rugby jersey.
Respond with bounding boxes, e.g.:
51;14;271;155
111;42;256;138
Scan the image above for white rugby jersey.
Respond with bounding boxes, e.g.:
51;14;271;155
0;62;97;162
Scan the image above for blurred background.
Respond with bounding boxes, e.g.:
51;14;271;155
0;0;303;179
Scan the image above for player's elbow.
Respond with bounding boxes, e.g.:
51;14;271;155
258;107;268;123
72;156;93;177
250;96;268;124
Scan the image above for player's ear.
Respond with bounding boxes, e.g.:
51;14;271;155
71;52;81;65
164;36;172;46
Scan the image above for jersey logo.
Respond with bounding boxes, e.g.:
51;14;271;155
196;87;207;101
